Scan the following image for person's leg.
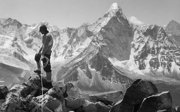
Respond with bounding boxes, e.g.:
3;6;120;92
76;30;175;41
34;53;41;74
42;54;52;82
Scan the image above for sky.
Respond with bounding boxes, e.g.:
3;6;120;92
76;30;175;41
0;0;179;28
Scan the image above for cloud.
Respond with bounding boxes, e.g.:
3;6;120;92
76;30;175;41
129;16;144;25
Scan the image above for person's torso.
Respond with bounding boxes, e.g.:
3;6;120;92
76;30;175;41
42;34;53;54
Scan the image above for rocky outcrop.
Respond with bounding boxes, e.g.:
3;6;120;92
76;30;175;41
0;76;62;112
0;86;8;99
138;91;172;112
110;79;177;112
0;78;179;112
110;79;158;112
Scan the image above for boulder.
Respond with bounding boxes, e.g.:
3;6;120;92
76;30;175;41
0;76;54;112
1;91;23;112
0;85;8;99
110;100;133;112
110;79;158;112
21;76;52;98
29;94;61;112
174;106;180;112
0;84;26;111
138;91;172;112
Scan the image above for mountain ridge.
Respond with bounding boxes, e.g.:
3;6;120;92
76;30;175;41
0;3;180;94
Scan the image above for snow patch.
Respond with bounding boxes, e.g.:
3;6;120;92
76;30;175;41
129;16;144;25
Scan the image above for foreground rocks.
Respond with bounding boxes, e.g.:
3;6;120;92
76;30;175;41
0;77;179;112
110;79;178;112
138;91;172;112
0;86;8;100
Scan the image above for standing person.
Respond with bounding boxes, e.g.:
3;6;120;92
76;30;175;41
34;25;53;83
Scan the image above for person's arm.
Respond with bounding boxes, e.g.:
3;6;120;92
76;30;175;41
38;46;43;54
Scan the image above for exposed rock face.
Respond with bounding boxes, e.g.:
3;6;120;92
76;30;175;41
89;3;133;61
129;25;180;80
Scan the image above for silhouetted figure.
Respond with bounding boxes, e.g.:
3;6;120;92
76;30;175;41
34;25;53;83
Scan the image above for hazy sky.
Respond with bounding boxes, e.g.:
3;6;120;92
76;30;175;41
0;0;179;28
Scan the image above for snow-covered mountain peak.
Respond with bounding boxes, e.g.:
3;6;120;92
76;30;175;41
89;3;128;34
166;20;180;36
0;18;23;37
168;20;179;25
0;18;22;27
165;20;180;46
108;2;121;12
107;2;123;17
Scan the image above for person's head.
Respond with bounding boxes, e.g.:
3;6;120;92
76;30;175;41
39;25;49;35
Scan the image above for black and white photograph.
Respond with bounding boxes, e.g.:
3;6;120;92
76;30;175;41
0;0;180;111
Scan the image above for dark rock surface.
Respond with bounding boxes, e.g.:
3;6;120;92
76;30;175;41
138;91;172;112
0;78;179;112
156;82;180;106
0;86;8;99
110;79;158;112
175;106;180;112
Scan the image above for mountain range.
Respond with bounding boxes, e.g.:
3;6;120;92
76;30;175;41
0;2;180;105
